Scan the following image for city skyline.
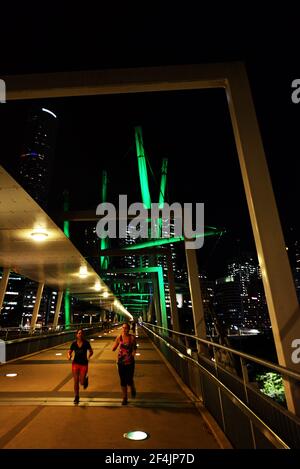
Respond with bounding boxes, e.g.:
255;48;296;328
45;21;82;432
1;6;300;334
1;7;300;246
0;88;299;277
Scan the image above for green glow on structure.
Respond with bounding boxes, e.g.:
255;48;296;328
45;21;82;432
118;293;152;297
107;266;167;329
102;170;107;205
157;266;167;329
157;158;168;237
63;221;70;238
124;299;149;303
158;159;168;208
63;191;71;327
100;170;109;270
135;126;151;209
63;190;70;239
64;289;71;328
124;230;224;250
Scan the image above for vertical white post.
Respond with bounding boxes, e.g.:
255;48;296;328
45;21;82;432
166;250;180;332
30;282;44;331
0;268;10;313
184;245;206;341
53;291;63;328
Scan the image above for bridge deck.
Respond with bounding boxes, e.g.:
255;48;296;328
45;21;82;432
0;326;227;449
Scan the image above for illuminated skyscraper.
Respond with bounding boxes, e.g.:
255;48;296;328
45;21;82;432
18;107;58;208
17;107;58;326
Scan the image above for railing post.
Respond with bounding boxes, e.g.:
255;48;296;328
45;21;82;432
212;344;226;434
240;357;257;448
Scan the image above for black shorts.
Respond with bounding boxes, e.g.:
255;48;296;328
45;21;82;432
118;362;135;387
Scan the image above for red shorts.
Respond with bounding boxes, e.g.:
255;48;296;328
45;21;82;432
72;363;88;381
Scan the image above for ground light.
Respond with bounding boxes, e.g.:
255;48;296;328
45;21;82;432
123;431;149;441
6;373;17;377
30;231;48;241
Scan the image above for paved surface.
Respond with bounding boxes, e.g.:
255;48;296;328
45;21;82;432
0;326;227;449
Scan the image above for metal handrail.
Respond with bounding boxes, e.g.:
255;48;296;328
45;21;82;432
143;322;300;382
0;322;111;342
142;323;290;449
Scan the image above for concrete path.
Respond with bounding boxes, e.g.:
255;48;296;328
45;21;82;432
0;326;229;449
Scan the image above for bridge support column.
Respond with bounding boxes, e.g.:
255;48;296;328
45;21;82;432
30;282;44;332
53;291;63;329
166;250;179;332
184;245;207;355
227;64;300;416
0;267;10;313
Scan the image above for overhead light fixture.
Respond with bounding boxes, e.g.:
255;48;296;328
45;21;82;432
79;266;88;278
123;431;149;441
6;373;18;377
103;291;109;298
30;231;48;241
94;282;101;291
55;353;62;356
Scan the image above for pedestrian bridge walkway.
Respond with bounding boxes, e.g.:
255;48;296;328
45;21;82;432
0;325;227;449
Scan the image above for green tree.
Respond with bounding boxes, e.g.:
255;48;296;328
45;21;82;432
256;372;286;405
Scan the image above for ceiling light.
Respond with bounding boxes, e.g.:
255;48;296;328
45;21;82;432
6;373;17;377
55;353;62;356
94;282;101;291
123;431;149;441
30;231;48;241
79;266;88;278
103;291;109;298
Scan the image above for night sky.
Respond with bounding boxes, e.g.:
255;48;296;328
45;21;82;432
1;5;300;278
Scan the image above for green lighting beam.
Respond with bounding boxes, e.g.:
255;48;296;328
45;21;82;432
135;126;151;209
124;229;224;250
100;170;109;270
157;158;168;237
63;190;70;327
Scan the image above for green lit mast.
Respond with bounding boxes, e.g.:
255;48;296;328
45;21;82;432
158;158;168;237
100;170;109;270
63;190;71;327
134;126;167;329
135;126;151;209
